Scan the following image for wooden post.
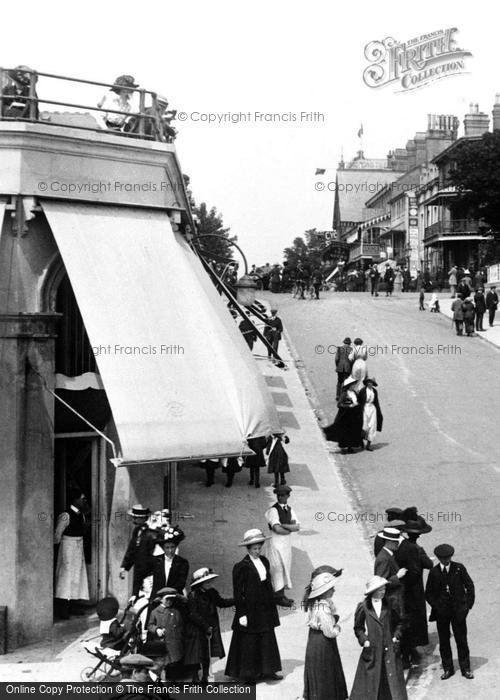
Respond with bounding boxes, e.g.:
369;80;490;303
0;606;7;654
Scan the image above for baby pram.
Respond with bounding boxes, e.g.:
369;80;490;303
81;596;150;682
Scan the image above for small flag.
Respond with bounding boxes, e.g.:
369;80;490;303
357;123;364;139
315;168;326;175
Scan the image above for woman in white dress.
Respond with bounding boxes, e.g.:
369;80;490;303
358;378;383;451
349;338;368;393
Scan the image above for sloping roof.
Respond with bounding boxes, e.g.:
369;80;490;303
335;169;402;223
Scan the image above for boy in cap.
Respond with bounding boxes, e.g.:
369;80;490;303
425;544;475;680
119;653;155;683
263;308;283;361
263;485;300;607
147;587;185;679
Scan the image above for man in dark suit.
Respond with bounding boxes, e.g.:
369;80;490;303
425;543;475;680
369;264;380;296
150;529;189;597
486;286;499;327
119;505;156;596
335;337;352;400
373;527;407;613
473;288;487;331
373;508;405;556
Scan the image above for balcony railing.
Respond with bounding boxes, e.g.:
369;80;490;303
0;67;176;142
350;243;380;260
424;219;486;241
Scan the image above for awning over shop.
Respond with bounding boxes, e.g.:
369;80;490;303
42;201;281;464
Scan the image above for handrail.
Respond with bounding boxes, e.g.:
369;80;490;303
0;66;173;142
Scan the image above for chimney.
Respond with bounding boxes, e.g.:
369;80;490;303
463;104;490;136
493;94;500;131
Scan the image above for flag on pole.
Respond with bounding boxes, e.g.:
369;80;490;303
315;168;326;175
357;123;364;139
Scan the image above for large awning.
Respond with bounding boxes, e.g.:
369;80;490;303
42;201;281;464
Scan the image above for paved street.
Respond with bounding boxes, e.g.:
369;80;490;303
265;289;500;700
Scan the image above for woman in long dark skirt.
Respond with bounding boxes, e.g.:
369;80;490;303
225;529;282;683
323;376;363;453
303;569;347;700
350;576;408;700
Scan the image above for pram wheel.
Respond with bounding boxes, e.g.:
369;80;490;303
81;666;122;682
81;667;98;682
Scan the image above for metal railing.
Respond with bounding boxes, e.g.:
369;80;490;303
424;219;485;240
0;67;174;142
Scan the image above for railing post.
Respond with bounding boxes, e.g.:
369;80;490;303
138;89;146;137
29;71;37;121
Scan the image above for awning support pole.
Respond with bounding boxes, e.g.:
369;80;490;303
28;362;121;464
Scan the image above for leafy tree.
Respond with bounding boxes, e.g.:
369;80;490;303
193;202;237;262
447;131;500;235
283;229;332;270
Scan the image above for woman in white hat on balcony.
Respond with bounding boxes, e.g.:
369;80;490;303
303;569;347;700
350;576;407;700
225;529;282;683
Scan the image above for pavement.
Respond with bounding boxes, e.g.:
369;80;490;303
271;289;500;700
0;308;374;699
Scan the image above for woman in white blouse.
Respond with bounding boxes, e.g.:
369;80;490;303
225;529;282;683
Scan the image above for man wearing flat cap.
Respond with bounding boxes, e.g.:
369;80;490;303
425;544;475;680
120;505;156;596
263;485;300;607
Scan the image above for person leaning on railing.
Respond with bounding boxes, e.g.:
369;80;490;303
1;65;39;119
97;74;138;130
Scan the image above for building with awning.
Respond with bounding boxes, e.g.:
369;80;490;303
0;70;281;648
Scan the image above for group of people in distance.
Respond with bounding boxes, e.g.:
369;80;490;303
450;286;499;336
325;337;383;452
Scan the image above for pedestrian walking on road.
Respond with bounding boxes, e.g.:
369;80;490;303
429;292;440;312
311;267;324;299
303;570;348;700
393;267;402;295
265;432;290;487
419;287;425;311
394;518;433;668
473;289;486;331
225;529;282;683
350;576;408;700
263;308;283;361
358;378;383;451
323;376;364;453
335;337;353;400
263;485;300;607
486;286;498;326
451;294;464;335
448;266;458;298
369;264;380;296
349;338;368;392
462;297;475;336
384;265;395;296
373;528;407;615
425;544;475;681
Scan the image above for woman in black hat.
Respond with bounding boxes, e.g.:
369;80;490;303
323;377;364;453
225;529;282;683
97;74;138;131
395;518;433;667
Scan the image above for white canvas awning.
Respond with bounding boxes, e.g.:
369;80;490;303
0;199;6;232
42;201;281;464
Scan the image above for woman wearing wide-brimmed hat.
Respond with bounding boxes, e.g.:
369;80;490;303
358;377;383;451
395;518;433;667
303;569;347;700
323;376;364;453
184;567;234;682
350;576;407;700
225;529;282;683
97;74;138;131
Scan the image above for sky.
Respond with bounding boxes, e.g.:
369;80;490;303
1;0;497;266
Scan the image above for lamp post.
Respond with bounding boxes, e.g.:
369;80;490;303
235;274;257;307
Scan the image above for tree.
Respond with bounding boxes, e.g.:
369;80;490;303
283;229;330;269
193;202;238;262
447;131;500;235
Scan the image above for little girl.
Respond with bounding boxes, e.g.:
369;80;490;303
184;567;234;682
